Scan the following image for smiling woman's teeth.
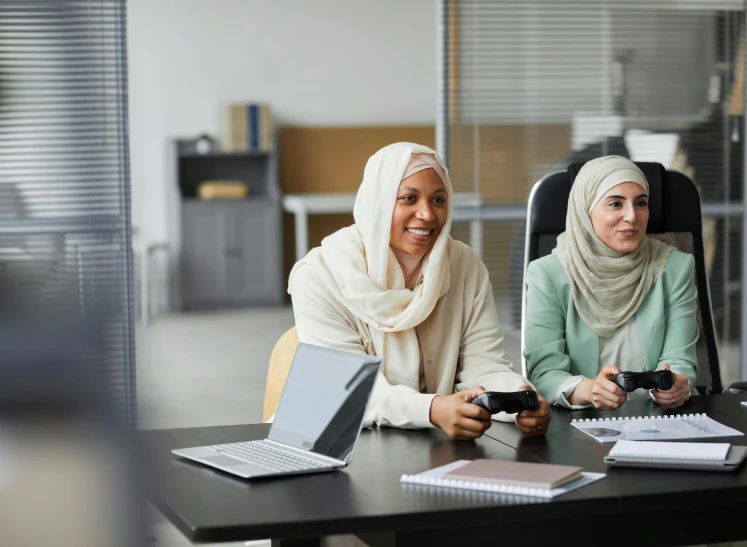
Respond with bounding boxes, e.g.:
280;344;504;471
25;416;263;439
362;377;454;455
407;228;431;236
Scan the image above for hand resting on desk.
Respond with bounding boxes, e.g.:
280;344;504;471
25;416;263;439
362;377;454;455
429;385;551;440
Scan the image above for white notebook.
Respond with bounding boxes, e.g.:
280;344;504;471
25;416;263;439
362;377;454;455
572;413;744;443
609;440;730;461
604;440;747;472
400;460;606;499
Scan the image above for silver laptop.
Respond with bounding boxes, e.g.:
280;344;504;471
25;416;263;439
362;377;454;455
172;343;381;479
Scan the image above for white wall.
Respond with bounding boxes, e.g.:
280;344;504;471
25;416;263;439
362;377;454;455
127;0;436;245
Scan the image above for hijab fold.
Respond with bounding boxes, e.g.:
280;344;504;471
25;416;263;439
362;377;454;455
288;143;454;383
553;156;674;339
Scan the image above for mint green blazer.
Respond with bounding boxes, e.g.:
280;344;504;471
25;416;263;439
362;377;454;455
524;250;698;404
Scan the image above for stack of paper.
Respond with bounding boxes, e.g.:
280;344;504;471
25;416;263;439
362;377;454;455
571;413;744;443
624;129;679;168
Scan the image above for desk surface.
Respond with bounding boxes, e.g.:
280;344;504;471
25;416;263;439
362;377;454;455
144;424;521;543
145;394;747;546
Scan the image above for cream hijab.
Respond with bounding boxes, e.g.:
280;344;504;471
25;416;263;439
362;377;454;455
288;142;454;384
553;156;674;339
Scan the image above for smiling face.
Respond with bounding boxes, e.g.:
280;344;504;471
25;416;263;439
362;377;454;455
389;168;448;256
589;181;649;253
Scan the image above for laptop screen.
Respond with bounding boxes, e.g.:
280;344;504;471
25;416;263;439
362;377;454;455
268;343;381;463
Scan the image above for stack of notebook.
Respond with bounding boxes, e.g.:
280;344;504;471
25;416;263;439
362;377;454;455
400;459;605;499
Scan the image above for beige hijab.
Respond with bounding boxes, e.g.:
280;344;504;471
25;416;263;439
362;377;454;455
554;156;674;339
288;142;454;384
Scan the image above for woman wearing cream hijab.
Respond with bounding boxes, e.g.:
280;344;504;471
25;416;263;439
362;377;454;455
289;142;551;439
524;156;697;410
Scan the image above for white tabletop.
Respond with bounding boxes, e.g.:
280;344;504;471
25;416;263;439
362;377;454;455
281;192;484;261
282;192;482;214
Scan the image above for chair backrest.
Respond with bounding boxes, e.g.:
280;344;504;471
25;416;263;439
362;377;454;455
521;162;722;394
262;326;299;422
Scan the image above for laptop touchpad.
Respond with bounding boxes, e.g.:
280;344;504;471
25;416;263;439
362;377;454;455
204;455;244;467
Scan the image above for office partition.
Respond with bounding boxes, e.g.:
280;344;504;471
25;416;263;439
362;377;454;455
437;0;747;383
0;0;136;426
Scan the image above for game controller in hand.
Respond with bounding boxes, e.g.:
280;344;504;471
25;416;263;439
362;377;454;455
472;390;540;414
612;370;674;392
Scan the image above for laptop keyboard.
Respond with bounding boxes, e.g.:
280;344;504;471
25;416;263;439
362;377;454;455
208;441;332;473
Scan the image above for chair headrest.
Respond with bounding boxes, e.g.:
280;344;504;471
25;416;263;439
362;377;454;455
568;161;665;232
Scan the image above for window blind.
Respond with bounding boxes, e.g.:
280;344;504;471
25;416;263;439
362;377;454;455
0;0;136;426
438;0;746;383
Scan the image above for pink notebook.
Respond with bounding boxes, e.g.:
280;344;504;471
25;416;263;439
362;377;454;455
443;458;582;490
400;459;605;498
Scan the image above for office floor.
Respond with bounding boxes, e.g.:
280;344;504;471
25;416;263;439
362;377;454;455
137;307;294;431
137;303;744;547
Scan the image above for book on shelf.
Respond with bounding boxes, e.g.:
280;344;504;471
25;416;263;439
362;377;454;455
226;103;273;152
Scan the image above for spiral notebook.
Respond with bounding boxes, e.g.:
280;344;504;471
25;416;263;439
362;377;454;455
604;440;747;472
400;460;606;499
572;413;744;443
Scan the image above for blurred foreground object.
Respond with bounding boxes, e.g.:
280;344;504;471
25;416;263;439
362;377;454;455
0;299;145;547
0;0;141;541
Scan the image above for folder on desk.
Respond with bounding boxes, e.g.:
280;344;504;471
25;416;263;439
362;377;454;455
604;440;747;472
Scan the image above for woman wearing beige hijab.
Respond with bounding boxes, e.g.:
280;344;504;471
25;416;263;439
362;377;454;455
289;142;551;440
524;156;697;410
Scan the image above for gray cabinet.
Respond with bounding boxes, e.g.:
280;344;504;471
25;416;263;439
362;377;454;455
177;142;283;310
182;199;283;309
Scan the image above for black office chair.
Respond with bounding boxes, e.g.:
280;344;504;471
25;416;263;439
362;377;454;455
520;161;747;395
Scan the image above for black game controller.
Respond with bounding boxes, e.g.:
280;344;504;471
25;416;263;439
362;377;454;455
472;390;539;414
612;370;674;392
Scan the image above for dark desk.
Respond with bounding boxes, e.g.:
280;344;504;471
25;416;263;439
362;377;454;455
483;394;747;546
145;395;747;547
697;391;747;421
144;424;522;545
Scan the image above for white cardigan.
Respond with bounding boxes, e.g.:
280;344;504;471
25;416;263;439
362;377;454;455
291;239;530;429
